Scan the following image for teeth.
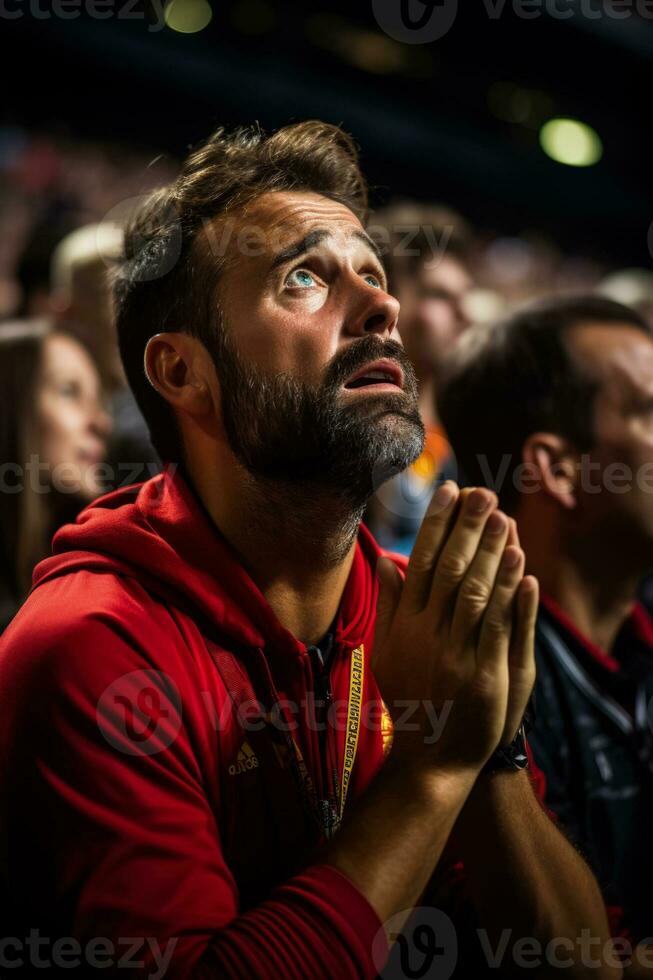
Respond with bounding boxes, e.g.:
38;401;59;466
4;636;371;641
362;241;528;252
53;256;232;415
345;366;399;388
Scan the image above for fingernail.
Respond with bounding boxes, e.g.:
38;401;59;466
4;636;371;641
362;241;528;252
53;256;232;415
503;547;522;569
467;489;490;514
432;482;457;510
486;511;506;535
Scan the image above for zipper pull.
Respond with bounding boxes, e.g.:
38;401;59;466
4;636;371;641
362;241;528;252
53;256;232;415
306;645;328;705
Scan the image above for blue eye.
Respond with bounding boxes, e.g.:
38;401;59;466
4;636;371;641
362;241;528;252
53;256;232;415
286;269;316;288
364;274;382;289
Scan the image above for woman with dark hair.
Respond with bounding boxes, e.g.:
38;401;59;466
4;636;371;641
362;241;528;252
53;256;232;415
0;319;111;631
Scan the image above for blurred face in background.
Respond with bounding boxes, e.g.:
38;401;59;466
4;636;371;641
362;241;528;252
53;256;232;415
396;255;473;377
565;323;653;567
37;333;112;500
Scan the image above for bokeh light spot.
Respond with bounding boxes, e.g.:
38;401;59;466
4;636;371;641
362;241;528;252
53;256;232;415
540;117;603;167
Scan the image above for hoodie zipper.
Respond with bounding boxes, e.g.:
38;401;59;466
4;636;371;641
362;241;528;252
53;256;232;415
306;640;340;836
250;644;339;838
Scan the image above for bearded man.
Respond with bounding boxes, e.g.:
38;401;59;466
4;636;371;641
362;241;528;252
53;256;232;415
0;122;617;979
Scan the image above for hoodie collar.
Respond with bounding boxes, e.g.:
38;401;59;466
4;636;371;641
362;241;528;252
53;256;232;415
540;591;653;675
32;464;381;659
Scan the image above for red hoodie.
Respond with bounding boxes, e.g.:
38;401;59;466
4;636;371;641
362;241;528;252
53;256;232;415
0;466;550;978
0;466;398;979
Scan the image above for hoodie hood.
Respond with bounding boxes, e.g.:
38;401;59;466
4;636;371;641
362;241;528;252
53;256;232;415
31;465;382;657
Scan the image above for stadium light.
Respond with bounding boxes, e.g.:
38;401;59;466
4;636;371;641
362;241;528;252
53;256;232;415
164;0;213;34
539;117;603;167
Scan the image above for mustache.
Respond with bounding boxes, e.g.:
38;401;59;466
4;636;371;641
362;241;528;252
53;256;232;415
322;337;418;394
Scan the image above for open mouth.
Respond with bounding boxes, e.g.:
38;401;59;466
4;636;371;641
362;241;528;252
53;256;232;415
343;359;404;391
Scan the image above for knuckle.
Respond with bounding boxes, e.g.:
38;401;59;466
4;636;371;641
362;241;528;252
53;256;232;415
470;670;497;700
418;511;447;537
459;576;492;608
484;612;509;637
460;510;485;531
439;649;467;680
406;550;435;575
435;552;468;584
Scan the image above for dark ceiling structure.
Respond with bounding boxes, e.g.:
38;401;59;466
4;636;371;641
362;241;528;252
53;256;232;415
2;0;652;264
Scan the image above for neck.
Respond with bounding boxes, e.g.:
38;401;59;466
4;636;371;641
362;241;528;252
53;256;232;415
519;512;641;652
185;447;362;646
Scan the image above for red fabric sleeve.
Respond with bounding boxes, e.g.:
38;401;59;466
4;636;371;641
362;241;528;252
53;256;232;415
526;739;557;817
199;865;386;979
0;607;385;980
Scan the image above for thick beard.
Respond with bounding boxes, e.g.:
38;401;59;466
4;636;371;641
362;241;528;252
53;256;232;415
209;324;425;511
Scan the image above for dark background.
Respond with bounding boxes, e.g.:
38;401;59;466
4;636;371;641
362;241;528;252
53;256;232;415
1;0;651;265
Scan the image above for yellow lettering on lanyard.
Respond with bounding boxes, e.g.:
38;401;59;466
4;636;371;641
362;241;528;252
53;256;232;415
340;644;364;817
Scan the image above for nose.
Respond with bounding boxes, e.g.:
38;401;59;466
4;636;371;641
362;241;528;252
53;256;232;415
345;283;401;341
453;295;472;333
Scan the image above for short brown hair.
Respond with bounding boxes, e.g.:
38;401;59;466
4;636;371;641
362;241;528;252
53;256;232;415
113;121;368;462
437;294;650;511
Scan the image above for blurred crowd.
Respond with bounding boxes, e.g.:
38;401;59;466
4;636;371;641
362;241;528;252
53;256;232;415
0;128;175;628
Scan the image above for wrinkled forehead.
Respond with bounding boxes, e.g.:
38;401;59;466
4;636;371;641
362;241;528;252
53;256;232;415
205;190;368;270
569;321;653;404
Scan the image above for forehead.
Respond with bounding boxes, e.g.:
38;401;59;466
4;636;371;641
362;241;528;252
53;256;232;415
43;333;94;377
224;190;365;258
568;321;653;400
418;255;471;294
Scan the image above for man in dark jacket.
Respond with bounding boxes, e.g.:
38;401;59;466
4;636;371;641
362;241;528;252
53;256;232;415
439;294;653;952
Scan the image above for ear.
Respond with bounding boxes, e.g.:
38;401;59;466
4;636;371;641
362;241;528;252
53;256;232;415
143;332;213;417
522;432;578;510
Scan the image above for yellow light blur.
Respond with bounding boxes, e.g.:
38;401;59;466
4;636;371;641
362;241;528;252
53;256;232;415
164;0;213;33
539;117;603;167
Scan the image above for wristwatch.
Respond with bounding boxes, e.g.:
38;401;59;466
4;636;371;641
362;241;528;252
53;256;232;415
481;693;536;776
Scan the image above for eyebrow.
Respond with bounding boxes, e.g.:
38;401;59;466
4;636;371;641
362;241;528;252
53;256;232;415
269;227;385;272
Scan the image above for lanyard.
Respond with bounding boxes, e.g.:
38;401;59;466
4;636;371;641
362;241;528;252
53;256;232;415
206;637;365;842
279;644;365;840
340;644;364;815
